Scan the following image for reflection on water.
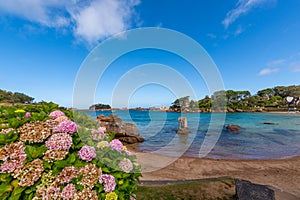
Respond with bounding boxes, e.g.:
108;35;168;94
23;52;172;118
84;110;300;160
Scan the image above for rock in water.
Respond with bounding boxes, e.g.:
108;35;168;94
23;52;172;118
97;115;144;144
225;124;241;133
235;179;275;200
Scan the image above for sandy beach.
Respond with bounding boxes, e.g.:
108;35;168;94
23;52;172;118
133;151;300;199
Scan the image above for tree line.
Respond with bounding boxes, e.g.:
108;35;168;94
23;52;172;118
0;89;34;104
170;85;300;112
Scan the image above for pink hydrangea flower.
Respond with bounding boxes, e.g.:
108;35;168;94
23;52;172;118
78;146;96;162
24;112;31;118
54;120;77;134
45;133;72;151
99;174;116;193
49;110;65;119
61;184;77;200
98;126;106;133
109;139;123;152
118;158;133;173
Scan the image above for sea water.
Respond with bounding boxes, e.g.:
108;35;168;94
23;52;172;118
84;110;300;160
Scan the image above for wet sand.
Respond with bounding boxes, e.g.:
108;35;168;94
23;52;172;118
133;151;300;199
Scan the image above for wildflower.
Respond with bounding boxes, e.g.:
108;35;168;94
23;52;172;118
49;110;65;119
19;121;53;143
43;149;69;162
99;174;116;193
57;166;78;184
78;164;101;188
78;146;96;162
61;184;77;200
109;139;123;152
105;192;118;200
54;120;77;134
24;112;31;118
15;159;44;187
14;109;25;113
97;141;109;149
118;158;133;173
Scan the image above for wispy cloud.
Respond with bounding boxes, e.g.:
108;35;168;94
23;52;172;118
258;67;279;76
222;0;275;29
267;59;285;67
234;25;244;36
0;0;140;46
206;33;216;39
290;61;300;72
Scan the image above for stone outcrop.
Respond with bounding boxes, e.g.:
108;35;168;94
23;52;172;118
225;124;241;133
235;179;275;200
97;114;144;144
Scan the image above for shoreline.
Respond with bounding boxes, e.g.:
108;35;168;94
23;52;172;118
129;147;300;198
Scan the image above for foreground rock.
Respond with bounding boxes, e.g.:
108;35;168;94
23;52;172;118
97;114;144;144
235;179;275;200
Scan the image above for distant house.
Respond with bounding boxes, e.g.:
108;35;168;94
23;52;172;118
160;105;169;111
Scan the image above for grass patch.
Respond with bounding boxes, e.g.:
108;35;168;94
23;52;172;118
136;178;237;200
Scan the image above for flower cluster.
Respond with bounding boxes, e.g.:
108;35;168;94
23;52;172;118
57;166;78;184
109;139;123;152
54;115;69;123
49;110;65;119
14;159;44;187
105;192;118;200
91;127;108;141
61;184;77;200
118;158;133;173
54;120;77;134
0;141;26;173
43;149;69;162
0;127;16;134
45;133;72;151
97;141;109;149
78;145;96;162
99;174;116;193
78;164;101;188
74;188;98;200
24;112;31;118
18;121;54;143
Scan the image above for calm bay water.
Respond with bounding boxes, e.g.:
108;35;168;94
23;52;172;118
84;110;300;160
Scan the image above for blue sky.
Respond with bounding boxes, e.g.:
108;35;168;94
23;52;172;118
1;0;300;108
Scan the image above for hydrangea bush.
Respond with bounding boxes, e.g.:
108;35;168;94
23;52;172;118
0;102;141;200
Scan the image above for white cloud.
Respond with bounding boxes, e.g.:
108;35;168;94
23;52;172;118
222;0;275;29
206;33;216;39
234;25;244;36
267;59;285;67
258;67;279;76
0;0;140;46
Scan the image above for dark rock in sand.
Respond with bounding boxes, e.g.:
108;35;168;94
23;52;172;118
97;114;144;144
235;179;275;200
225;124;241;133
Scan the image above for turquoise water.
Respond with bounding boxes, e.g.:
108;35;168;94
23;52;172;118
84;110;300;160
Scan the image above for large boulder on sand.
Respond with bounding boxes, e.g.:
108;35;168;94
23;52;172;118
97;114;144;144
235;179;275;200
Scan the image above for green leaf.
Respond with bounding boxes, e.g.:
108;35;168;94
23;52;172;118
9;186;26;200
0;183;13;198
0;132;18;145
25;145;47;160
